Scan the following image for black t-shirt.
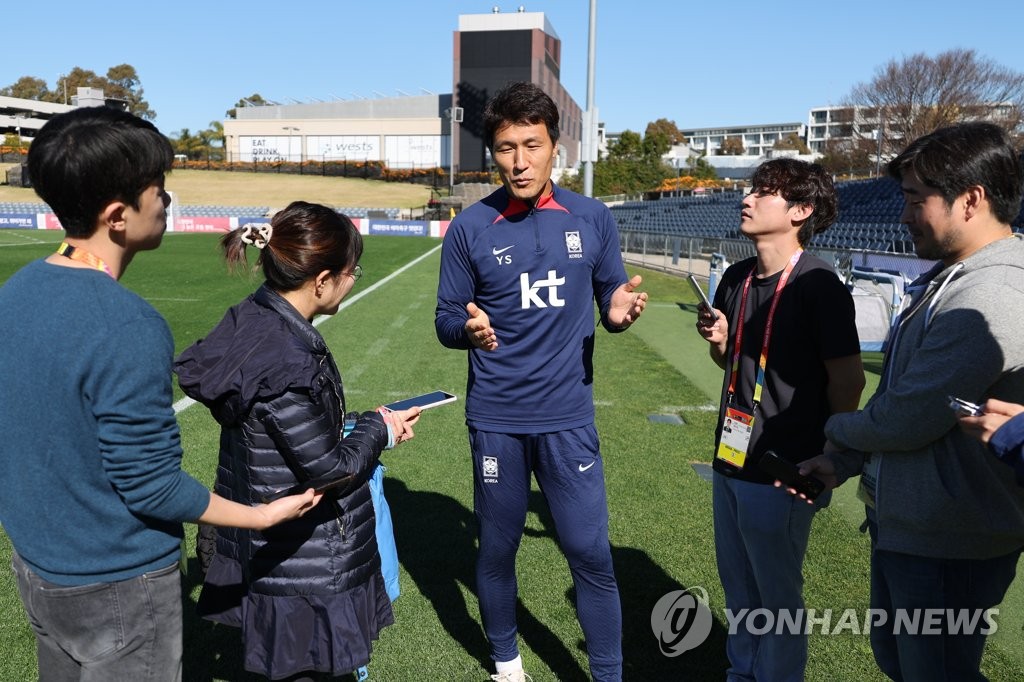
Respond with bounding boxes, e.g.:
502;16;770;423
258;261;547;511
711;254;860;483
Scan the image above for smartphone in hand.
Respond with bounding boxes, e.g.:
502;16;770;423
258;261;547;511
948;396;984;417
758;450;826;500
688;274;719;322
385;390;457;411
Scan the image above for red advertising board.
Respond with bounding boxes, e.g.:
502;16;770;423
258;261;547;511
173;217;232;233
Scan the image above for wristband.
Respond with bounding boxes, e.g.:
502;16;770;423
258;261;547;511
342;415;357;438
376;407;396;449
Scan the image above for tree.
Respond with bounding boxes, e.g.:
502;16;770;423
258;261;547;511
198;121;226;161
817;138;875;178
105;64;155;120
718;136;745;156
226;93;269;119
686;155;718;180
3;133;27;150
642;129;672;159
590;157;672;196
773;132;810;154
645;118;686;145
170;121;227;162
200;120;224;147
575;126;677;196
848;49;1024;156
170;128;205;160
0;65;155;118
607;130;644;161
61;67;108;96
0;76;51;101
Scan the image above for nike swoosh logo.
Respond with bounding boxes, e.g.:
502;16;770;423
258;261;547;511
492;245;515;256
579;461;595;472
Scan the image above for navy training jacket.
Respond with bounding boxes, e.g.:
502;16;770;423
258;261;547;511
435;183;629;434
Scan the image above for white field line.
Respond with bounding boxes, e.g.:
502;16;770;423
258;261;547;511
661;403;720;412
172;243;442;414
0;233;55;247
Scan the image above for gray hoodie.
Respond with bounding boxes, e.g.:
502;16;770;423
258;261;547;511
826;234;1024;560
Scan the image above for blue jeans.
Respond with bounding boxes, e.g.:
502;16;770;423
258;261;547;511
713;473;828;682
11;552;183;681
868;523;1021;681
470;426;622;682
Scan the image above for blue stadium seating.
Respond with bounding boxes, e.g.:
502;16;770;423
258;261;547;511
177;205;270;217
0;201;48;214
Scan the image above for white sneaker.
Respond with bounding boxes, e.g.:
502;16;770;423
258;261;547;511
490;671;532;682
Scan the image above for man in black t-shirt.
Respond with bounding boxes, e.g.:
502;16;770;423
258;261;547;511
696;159;864;681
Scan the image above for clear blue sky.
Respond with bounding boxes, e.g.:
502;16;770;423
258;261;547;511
4;1;1022;138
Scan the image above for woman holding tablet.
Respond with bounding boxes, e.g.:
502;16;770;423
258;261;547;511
175;201;419;680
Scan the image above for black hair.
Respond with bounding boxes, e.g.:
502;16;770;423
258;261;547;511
483;81;560;152
750;158;838;246
222;201;362;292
888;122;1024;224
27;106;174;237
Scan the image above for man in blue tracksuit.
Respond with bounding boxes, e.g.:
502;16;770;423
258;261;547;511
435;81;647;682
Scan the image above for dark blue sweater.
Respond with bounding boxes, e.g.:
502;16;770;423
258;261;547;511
990;413;1024;486
435;184;628;433
0;259;210;585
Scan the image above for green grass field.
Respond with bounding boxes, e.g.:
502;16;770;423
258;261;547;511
0;228;1021;681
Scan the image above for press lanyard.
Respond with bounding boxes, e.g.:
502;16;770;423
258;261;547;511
56;242;115;279
727;249;802;407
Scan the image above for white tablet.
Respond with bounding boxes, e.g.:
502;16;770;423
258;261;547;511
385;390;458;411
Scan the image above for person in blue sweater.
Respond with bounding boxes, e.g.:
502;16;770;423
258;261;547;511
0;107;319;681
435;81;647;682
960;398;1024;486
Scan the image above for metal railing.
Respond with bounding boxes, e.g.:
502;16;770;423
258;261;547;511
619;230;933;281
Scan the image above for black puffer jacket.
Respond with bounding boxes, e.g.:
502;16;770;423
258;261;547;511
175;284;390;596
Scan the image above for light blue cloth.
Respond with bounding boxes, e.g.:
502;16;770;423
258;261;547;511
369;463;401;602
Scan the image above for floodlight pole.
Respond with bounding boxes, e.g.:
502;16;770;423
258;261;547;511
582;0;597;198
874;114;884;178
282;126;300;163
447;106;462;196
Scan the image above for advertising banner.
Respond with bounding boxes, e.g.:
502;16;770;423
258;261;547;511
384;135;443;168
368;220;428;237
0;214;37;229
307;136;380;162
174;217;232;233
239;136;303;163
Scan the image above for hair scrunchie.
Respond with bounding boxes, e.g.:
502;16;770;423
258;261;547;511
240;222;272;249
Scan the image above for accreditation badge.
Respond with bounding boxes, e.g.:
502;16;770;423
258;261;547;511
715;406;754;469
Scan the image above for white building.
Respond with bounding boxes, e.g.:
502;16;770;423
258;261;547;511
680;122;806;157
1;87;130;142
221;8;583;174
806;106;880;153
223;94;454;168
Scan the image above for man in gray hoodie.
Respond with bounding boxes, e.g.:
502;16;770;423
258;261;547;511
799;122;1024;681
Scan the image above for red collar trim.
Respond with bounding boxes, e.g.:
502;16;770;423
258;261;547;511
493;189;569;224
